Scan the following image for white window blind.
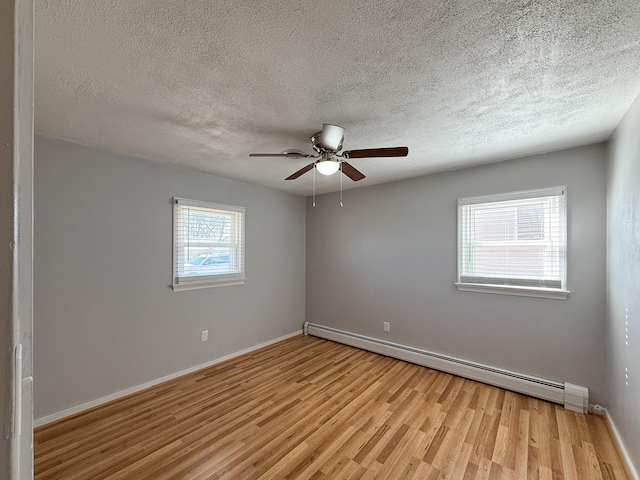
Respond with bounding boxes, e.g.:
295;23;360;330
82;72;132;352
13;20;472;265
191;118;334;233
172;197;245;290
457;186;568;299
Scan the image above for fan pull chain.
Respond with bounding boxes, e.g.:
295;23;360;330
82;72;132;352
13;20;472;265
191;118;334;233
312;166;316;207
340;162;343;207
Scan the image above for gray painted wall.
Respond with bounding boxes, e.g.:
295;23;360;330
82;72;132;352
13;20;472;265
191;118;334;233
607;93;640;476
16;1;34;477
0;0;17;474
34;136;306;419
1;2;34;476
306;145;608;403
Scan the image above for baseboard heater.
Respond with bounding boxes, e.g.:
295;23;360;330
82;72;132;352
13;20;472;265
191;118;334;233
304;322;588;413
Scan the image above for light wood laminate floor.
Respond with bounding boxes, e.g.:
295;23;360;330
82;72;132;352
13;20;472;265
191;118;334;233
35;335;628;479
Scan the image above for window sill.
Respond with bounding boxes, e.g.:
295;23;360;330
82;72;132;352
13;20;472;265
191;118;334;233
455;282;569;300
172;278;247;291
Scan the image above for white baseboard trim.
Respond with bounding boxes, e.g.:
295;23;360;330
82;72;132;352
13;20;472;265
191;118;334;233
34;330;303;428
304;322;589;412
605;408;639;480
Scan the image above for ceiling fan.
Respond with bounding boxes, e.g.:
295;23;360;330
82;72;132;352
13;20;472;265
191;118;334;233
249;124;409;181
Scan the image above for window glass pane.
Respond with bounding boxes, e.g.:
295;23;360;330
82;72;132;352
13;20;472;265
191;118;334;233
517;203;544;240
173;199;245;289
183;208;233;243
473;205;516;241
458;187;566;291
473;245;545;277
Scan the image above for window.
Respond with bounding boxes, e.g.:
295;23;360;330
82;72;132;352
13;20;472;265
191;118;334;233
172;197;245;290
456;186;568;299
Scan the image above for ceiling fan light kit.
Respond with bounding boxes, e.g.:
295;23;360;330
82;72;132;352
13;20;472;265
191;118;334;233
250;123;409;182
315;159;341;176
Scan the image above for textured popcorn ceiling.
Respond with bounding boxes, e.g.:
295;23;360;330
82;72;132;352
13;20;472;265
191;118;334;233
35;0;640;195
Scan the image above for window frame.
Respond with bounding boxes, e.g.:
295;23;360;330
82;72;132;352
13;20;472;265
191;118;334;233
172;197;246;291
456;186;569;300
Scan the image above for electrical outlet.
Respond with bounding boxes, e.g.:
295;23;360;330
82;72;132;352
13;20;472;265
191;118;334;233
201;330;208;342
383;322;390;332
591;404;606;416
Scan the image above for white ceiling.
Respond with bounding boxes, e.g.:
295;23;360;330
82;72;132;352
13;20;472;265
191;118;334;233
35;0;640;195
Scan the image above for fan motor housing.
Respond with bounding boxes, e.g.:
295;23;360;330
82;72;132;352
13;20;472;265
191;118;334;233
311;131;343;154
